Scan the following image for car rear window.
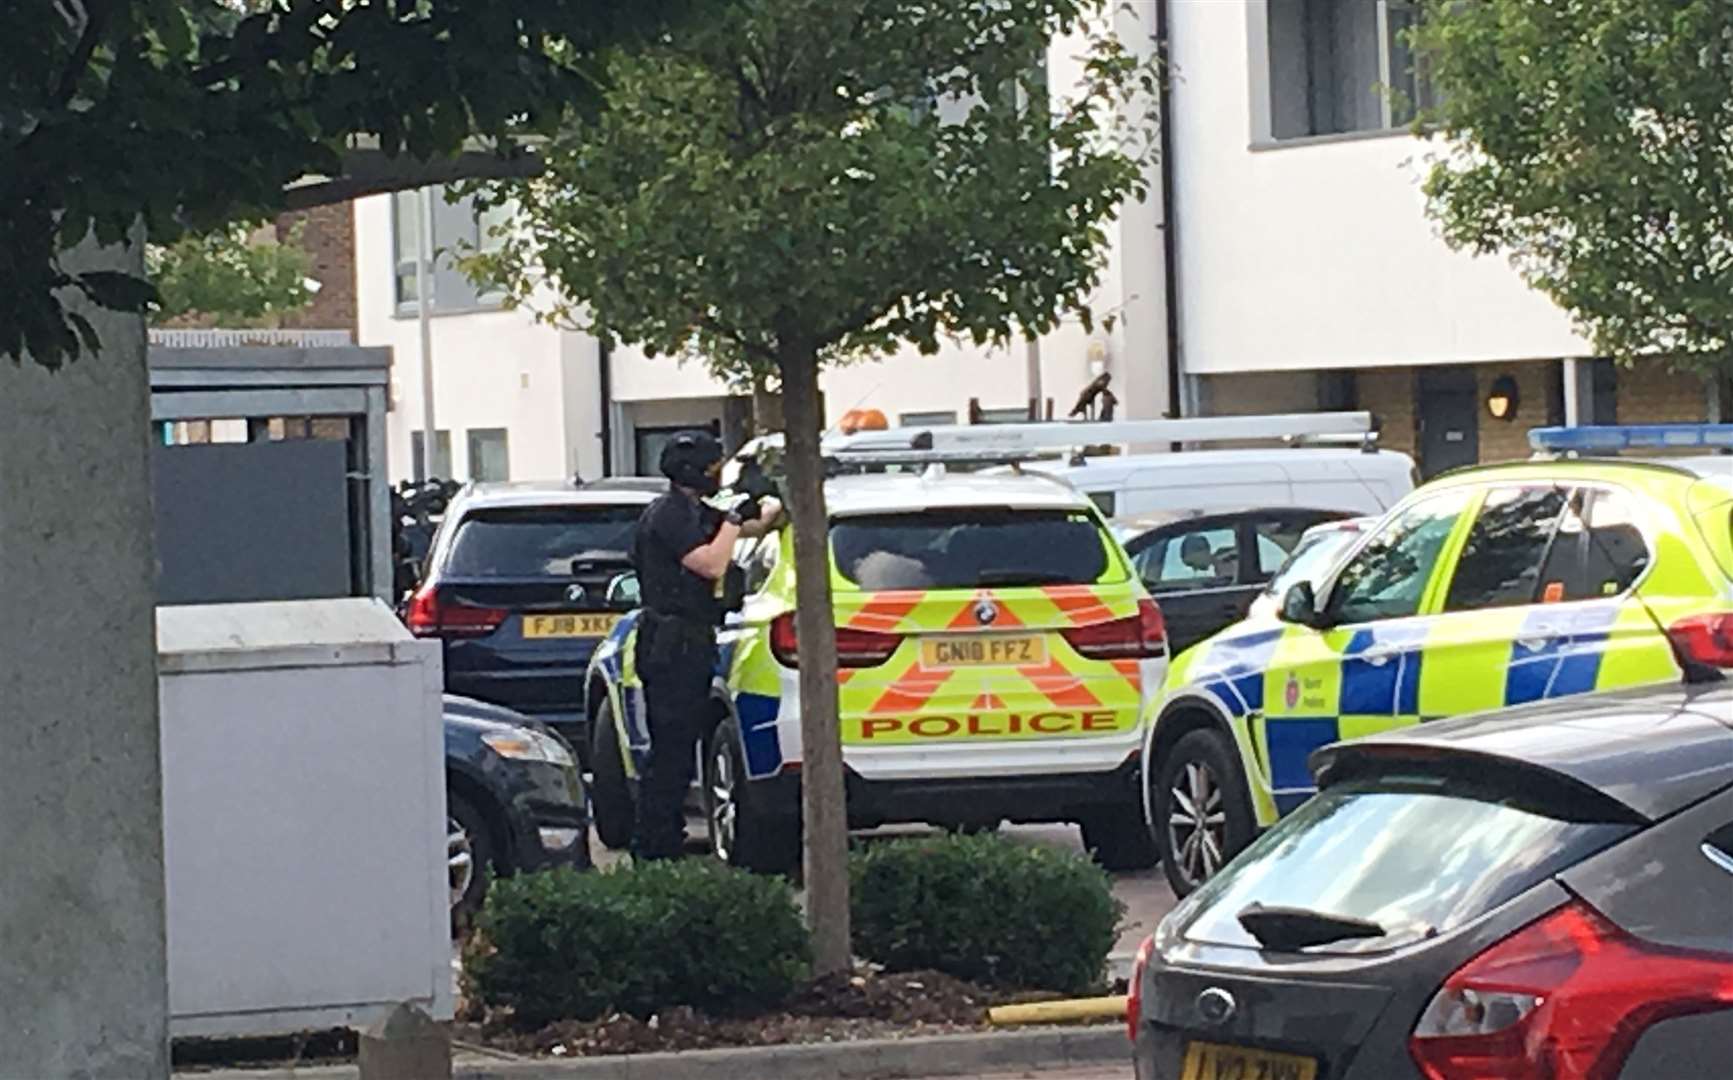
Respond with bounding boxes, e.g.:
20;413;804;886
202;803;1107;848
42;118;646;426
1179;778;1637;954
444;506;640;578
831;509;1112;590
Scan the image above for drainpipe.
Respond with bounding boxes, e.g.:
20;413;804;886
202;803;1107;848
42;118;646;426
597;339;613;477
1155;0;1184;421
414;186;437;479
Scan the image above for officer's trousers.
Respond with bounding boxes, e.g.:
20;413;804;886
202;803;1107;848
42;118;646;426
633;614;715;860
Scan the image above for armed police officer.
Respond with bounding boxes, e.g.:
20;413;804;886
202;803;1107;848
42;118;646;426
630;431;781;860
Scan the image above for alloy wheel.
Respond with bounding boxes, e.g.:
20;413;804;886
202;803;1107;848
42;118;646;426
710;741;739;864
448;816;475;909
1167;760;1227;888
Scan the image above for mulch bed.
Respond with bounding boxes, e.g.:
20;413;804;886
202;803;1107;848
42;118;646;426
461;968;1062;1058
171;968;1117;1070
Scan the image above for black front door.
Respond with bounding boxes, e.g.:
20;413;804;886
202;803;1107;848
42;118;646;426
1417;368;1480;479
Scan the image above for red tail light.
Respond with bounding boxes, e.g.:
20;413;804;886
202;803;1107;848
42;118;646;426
1064;599;1167;660
1667;612;1733;668
1410;899;1733;1080
769;612;901;669
404;586;507;639
1126;935;1155;1043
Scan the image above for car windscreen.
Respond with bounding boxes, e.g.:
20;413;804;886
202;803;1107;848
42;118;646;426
831;509;1113;590
444;506;640;578
1262;529;1359;598
1178;778;1638;954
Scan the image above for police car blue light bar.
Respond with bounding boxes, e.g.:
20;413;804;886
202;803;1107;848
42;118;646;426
1530;424;1733;454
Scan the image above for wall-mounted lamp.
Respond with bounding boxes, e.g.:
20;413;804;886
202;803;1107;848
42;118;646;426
1486;374;1521;422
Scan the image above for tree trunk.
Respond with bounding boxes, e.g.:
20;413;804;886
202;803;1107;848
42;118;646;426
775;343;851;977
0;230;169;1076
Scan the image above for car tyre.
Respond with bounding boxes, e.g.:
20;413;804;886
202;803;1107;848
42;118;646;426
448;791;495;934
1155;728;1254;897
1080;804;1161;872
589;698;636;851
705;718;801;876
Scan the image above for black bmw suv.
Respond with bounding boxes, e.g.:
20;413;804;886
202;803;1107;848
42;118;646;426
407;478;662;760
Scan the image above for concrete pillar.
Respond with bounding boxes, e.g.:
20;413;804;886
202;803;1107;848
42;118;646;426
0;232;169;1075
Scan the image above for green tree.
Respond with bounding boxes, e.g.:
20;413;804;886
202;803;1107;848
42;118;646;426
470;0;1158;975
1415;0;1733;379
2;0;694;369
147;219;315;327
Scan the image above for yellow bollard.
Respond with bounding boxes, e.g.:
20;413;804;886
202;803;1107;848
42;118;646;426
987;996;1128;1027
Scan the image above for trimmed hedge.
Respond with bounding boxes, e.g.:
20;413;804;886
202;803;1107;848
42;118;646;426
463;862;810;1027
850;833;1122;996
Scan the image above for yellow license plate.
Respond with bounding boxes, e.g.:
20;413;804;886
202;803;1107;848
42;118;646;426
523;613;619;639
919;635;1047;669
1181;1041;1317;1080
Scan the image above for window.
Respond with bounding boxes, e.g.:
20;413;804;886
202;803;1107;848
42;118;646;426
411;430;452;481
1253;515;1326;578
899;410;958;428
1179;780;1637;954
736;535;781;595
467;428;511;483
1444;487;1572;612
445;507;641;578
1575;490;1650;599
976;406;1034;425
1329;491;1469;624
391;185;509;313
1263;526;1363;602
1134;525;1240;593
1265;0;1438;140
831;510;1111;590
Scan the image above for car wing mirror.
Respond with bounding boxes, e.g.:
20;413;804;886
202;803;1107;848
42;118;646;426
606;571;641;609
1279;581;1325;628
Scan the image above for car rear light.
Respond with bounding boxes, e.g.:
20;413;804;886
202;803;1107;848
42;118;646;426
1126;935;1155;1043
1667;612;1733;668
404;586;507;639
1410;899;1733;1080
1064;599;1167;660
769;612;901;668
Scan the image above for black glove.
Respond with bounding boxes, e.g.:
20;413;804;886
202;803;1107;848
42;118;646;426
733;498;764;524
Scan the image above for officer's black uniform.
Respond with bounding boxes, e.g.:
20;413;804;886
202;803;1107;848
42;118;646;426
630;435;729;860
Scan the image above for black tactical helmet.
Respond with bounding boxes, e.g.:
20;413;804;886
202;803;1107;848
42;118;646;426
659;430;725;493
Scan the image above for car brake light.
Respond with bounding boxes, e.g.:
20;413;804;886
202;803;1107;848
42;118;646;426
769;612;900;669
404;586;507;639
1064;600;1167;661
1126;935;1155;1043
1410;899;1733;1080
1667;612;1733;668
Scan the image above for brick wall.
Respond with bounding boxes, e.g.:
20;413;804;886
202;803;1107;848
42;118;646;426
277;201;357;333
1354;368;1418;462
1614;363;1712;424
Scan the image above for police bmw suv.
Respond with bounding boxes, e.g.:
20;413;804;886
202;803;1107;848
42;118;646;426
585;465;1170;873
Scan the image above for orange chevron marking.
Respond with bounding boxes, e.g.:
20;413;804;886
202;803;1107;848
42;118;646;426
869;667;953;715
1018;655;1103;708
1042;586;1116;626
848;593;923;633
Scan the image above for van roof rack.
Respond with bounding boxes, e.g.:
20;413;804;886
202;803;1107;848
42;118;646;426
822;411;1377;458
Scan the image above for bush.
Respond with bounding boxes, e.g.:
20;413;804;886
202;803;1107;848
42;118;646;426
850;833;1122;996
463;862;810;1027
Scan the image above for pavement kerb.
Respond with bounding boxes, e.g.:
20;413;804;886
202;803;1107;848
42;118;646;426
187;1025;1129;1080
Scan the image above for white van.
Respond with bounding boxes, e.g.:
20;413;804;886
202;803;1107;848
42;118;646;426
1020;446;1415;519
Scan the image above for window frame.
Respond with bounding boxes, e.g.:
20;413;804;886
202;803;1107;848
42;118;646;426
390;185;510;318
466;427;511;483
